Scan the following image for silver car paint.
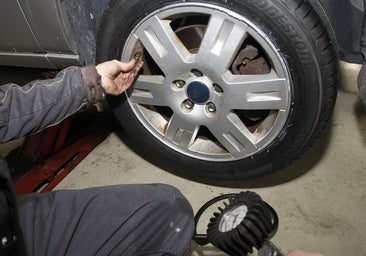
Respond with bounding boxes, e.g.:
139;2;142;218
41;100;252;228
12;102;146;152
0;0;79;68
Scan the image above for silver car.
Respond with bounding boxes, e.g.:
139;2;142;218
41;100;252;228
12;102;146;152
1;0;364;179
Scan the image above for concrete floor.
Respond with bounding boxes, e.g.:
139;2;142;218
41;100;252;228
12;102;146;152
1;67;366;255
54;90;366;255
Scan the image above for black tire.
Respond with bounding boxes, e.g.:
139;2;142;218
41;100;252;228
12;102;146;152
358;64;366;105
97;0;338;180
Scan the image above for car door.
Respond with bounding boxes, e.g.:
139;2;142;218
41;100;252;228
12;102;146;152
0;0;48;67
0;0;80;68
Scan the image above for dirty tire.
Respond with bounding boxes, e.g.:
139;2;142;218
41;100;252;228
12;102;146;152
97;0;338;180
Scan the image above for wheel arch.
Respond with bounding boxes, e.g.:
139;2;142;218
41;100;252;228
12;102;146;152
62;0;111;65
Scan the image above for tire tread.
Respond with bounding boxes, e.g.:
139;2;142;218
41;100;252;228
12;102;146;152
273;0;338;171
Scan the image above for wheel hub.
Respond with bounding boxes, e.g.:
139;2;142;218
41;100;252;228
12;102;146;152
187;81;211;104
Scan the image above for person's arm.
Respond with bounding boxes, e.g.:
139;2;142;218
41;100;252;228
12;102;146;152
0;59;142;143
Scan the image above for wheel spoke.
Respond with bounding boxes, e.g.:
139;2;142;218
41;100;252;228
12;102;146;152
196;13;248;74
210;112;257;157
223;71;289;110
164;114;199;149
129;75;170;106
135;15;193;74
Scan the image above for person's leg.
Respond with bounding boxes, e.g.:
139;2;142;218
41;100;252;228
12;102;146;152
17;184;194;256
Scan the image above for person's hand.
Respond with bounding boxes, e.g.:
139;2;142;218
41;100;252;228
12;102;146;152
286;249;324;256
95;59;143;95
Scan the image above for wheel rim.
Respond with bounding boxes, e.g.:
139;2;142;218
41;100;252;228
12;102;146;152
121;3;291;162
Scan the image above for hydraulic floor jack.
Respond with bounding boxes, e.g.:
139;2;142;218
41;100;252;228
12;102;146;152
194;191;284;256
9;107;113;194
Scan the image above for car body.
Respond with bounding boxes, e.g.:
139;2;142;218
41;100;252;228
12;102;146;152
1;0;365;179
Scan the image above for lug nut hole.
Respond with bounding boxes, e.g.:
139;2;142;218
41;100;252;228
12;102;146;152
174;80;186;88
191;69;203;77
206;102;216;113
213;84;223;94
183;99;194;110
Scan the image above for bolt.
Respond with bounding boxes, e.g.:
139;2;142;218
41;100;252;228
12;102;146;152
207;102;216;113
191;69;203;77
213;84;223;94
183;99;194;109
175;80;185;88
134;52;142;60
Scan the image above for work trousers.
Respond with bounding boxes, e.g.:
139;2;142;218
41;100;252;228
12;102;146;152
17;184;194;256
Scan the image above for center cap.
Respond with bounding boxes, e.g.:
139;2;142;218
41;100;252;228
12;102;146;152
187;81;210;104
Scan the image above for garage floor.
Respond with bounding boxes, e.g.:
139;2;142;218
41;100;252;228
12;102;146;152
55;89;366;256
1;67;366;255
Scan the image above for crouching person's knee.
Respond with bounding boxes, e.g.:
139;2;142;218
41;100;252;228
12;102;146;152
151;184;194;228
147;184;195;255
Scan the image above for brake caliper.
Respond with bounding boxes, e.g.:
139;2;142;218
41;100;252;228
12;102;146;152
231;45;270;75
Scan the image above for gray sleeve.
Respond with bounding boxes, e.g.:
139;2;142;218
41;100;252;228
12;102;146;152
0;66;104;143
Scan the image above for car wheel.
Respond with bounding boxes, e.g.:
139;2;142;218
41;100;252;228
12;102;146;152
97;0;338;179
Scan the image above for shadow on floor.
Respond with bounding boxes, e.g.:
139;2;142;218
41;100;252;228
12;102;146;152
354;97;366;146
